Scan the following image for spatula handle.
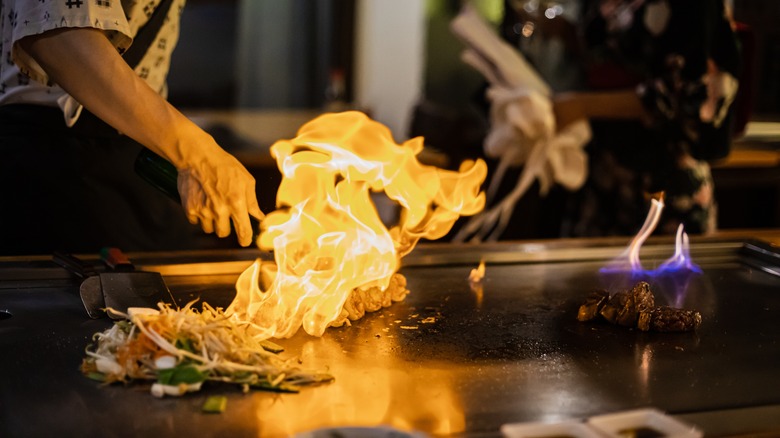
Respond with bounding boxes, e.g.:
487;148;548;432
52;251;97;278
100;247;135;271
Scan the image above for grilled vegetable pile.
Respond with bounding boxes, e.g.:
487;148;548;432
81;302;334;397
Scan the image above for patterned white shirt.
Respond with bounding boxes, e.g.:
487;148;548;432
0;0;185;124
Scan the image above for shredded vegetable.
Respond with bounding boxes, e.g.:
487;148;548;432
80;301;334;397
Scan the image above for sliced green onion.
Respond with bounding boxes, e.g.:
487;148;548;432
85;372;106;382
202;395;228;413
158;365;207;385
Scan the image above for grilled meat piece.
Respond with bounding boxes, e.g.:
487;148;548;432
637;310;653;331
577;289;610;322
599;290;628;324
615;281;655;327
638;306;702;332
579;281;700;332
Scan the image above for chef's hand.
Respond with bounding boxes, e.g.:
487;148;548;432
17;27;264;246
176;136;264;247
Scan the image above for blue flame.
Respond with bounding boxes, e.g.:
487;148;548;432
598;224;701;303
599;224;701;276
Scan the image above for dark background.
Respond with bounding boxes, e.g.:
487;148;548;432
167;0;780;235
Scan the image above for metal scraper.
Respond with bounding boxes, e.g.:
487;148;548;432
97;247;177;319
53;250;176;319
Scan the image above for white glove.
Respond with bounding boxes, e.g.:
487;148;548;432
451;4;556;167
177;147;264;247
545;119;591;191
450;3;592;243
483;86;555;164
451;4;550;94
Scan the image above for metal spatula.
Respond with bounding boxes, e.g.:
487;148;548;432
53;249;176;319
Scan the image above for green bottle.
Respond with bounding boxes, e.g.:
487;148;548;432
134;147;182;203
134;148;262;235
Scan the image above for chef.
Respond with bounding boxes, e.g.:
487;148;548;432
0;0;263;255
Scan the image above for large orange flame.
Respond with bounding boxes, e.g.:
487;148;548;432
228;112;487;338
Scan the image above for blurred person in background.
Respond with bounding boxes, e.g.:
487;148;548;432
0;0;263;255
503;0;741;237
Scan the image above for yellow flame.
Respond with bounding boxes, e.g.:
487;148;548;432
468;260;486;307
228;112;486;338
468;259;486;283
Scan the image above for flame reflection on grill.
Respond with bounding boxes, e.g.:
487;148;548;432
251;336;466;437
228;112;487;339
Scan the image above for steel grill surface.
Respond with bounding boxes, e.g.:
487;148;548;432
1;235;779;437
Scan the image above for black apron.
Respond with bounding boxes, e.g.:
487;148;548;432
0;0;234;255
0;104;212;255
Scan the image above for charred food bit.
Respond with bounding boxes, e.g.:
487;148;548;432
597;281;656;327
330;273;410;328
577;289;610;322
638;306;702;332
599;290;627;325
615;281;655;327
579;281;701;332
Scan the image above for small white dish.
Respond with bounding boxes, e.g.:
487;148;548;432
587;408;702;438
501;419;603;438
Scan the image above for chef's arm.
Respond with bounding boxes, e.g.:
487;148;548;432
19;27;201;168
553;90;648;129
17;27;264;246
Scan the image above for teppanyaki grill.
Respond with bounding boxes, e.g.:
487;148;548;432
0;232;779;437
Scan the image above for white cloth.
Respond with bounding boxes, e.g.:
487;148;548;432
450;4;591;242
0;0;185;126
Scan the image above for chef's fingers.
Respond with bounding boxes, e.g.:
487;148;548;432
213;203;232;239
226;195;252;247
231;211;252;247
186;202;208;230
246;185;264;222
179;172;206;228
225;180;262;247
198;208;216;235
186;210;199;226
194;174;228;238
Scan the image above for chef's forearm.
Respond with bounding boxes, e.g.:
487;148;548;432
17;27;211;170
578;90;646;120
554;89;647;129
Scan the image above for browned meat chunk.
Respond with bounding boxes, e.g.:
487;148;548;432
577;289;610;322
637;309;653;331
639;306;702;332
615;281;655;327
600;290;628;324
579;281;700;333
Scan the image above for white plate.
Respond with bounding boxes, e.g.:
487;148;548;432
501;419;603;438
587;408;702;438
